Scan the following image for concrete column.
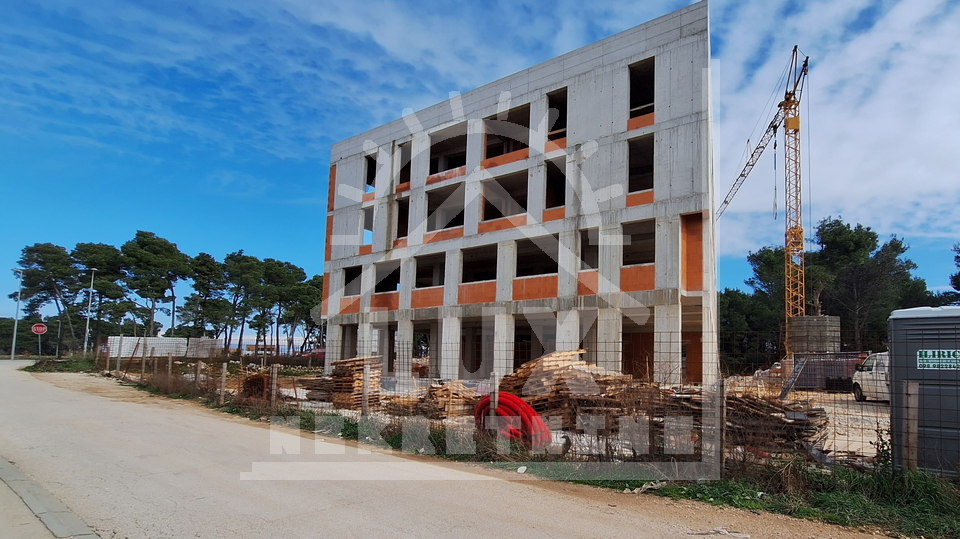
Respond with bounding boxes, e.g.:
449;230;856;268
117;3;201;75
399;258;415;310
360;264;375;312
408;190;426;246
440;317;461;380
654;303;682;386
556;310;579;352
465;119;484;172
324;324;341;374
428;321;440;378
444;249;462;306
655;215;681;290
527;162;545;222
496;240;517;302
595;309;622;372
597;224;622;293
557;229;578;298
395;320;414;382
358;323;374;357
462;179;481;237
373;146;392;253
410;132;431;189
493;313;515;376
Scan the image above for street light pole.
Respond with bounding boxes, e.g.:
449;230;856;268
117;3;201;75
11;269;24;360
82;268;98;354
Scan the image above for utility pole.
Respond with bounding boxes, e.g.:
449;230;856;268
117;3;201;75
10;269;23;360
83;268;98;354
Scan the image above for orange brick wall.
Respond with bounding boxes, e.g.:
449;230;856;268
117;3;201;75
339;296;360;314
426;166;466;185
412;287;444;309
324;215;334;262
512;275;558;301
626;190;654;207
477;214;527;234
424;227;464;244
327;164;337;212
577;270;599;295
620;265;655;292
458;281;497;304
370;292;399;311
320;272;330;316
542;207;565;222
627;112;655;131
544;137;567;152
681;213;704;291
481;148;528;169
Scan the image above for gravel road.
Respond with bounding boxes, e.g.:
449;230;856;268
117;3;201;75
0;361;877;539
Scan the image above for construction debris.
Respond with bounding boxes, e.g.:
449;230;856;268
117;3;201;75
330;356;382;410
297;376;334;402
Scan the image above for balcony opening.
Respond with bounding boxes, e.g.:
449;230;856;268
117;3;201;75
374;261;401;293
546;88;567;141
516;235;559;277
361;207;374;245
482;171;527;221
414;253;445;288
395;198;409;239
580;228;599;270
343;266;362;296
545;159;566;209
461;244;498;283
426;183;465;231
429;123;467;175
628;135;654;192
622;220;656;266
484;104;530;159
628;57;655;119
364;155;377;193
514;314;556;370
398;142;411;185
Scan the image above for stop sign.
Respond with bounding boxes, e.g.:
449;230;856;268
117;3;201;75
31;323;48;335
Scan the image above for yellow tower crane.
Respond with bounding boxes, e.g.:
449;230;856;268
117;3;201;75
717;46;809;355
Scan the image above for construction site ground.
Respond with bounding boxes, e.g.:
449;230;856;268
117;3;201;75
0;361;888;539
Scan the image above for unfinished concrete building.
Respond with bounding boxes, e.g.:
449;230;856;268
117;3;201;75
321;1;717;387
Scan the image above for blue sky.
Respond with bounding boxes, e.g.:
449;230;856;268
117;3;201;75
2;0;958;318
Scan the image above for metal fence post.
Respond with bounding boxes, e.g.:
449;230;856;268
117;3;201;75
115;334;123;373
361;362;370;417
218;362;227;406
195;360;201;390
167;354;172;377
269;363;279;410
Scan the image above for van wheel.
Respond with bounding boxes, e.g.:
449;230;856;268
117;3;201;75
853;384;866;402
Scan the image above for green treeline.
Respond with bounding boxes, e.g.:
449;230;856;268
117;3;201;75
4;231;323;356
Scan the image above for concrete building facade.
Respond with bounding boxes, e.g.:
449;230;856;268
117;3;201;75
321;1;717;387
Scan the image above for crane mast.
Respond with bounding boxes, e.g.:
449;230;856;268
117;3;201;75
717;47;809;354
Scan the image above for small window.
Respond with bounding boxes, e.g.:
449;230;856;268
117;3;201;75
461;244;498;283
482;172;527;221
546;88;567;141
415;254;445;288
361;207;374;245
622;220;655;266
429;124;467;175
628;57;655;119
374;261;400;293
398;142;412;185
343;266;362;296
516;235;559;277
545;159;565;209
395;198;409;239
628;135;654;192
580;229;599;270
485;104;531;159
364;155;377;193
426;183;465;231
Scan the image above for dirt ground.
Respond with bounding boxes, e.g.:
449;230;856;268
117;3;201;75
31;371;889;539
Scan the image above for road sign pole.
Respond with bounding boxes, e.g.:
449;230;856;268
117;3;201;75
38;332;42;356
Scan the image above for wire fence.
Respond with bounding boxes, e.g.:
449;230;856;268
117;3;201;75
119;323;960;479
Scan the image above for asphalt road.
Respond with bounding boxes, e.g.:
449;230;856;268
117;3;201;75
0;361;872;539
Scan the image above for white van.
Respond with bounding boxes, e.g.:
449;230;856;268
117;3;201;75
852;352;890;402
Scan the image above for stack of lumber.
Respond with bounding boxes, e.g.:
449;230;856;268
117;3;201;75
297;376;334;402
426;381;479;419
724;394;828;453
498;350;636;433
330;356;382;410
